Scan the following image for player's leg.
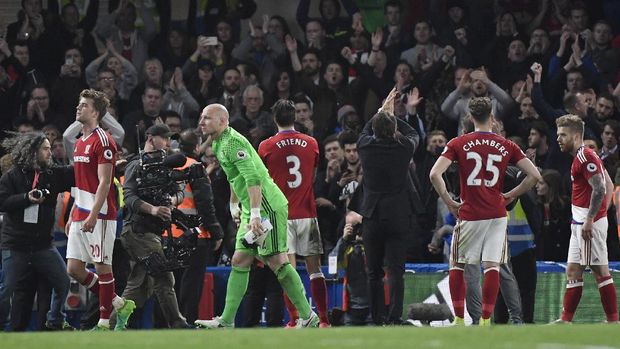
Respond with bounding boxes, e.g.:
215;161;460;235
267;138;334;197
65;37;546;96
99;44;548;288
263;208;316;327
559;223;587;322
283;220;299;327
266;252;316;327
479;217;508;325
195;216;256;329
449;219;475;324
300;218;329;327
305;254;329;326
90;220;134;329
559;263;585;322
590;264;618;322
218;250;254;326
589;218;617;322
66;221;99;294
479;261;500;326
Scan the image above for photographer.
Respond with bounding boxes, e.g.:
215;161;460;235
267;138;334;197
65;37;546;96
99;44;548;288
0;132;74;331
334;210;371;326
115;124;190;329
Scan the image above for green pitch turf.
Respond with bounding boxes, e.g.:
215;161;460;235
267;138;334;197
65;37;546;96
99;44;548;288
2;325;619;349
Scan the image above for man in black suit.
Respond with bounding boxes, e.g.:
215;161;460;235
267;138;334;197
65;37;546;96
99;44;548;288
357;88;420;325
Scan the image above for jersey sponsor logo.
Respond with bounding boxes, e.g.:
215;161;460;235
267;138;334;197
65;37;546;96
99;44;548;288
74;155;90;163
236;150;248;160
104;149;113;160
586;163;597;173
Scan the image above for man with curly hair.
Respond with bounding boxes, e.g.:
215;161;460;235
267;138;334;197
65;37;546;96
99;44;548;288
0;132;74;330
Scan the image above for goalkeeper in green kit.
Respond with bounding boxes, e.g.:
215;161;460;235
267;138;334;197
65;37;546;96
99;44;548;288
195;104;318;328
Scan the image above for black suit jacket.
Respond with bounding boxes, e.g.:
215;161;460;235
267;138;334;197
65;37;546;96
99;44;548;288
358;117;420;219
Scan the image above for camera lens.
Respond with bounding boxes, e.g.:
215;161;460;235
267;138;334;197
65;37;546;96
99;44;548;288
32;189;42;199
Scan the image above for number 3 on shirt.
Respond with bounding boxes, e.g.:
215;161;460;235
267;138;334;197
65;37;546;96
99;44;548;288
466;151;501;187
286;155;302;189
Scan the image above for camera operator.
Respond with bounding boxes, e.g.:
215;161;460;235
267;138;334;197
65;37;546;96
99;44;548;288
0;132;74;331
168;129;223;324
114;124;190;329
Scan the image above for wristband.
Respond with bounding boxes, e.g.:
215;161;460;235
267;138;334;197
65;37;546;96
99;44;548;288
250;207;261;220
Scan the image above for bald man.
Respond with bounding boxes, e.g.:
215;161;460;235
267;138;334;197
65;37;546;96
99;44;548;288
194;104;318;329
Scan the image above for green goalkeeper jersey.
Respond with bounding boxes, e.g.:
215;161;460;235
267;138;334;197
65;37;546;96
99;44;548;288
213;127;288;213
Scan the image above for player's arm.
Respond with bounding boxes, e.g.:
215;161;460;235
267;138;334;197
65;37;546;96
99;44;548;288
429;156;461;216
247;185;262;218
504;158;542;202
91;163;113;217
582;172;606;241
604;169;614;210
230;140;263;224
229;185;241;221
586;173;606;220
81;162;113;232
65;204;75;236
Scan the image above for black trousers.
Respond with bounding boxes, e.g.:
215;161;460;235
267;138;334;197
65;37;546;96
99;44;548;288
362;215;411;325
177;239;213;324
153;239;214;327
243;264;284;327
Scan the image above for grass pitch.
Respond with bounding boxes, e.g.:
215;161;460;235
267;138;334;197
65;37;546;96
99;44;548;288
2;325;619;349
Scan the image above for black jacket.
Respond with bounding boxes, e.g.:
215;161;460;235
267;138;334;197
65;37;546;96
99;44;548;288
357;117;420;219
0;165;74;251
186;160;224;240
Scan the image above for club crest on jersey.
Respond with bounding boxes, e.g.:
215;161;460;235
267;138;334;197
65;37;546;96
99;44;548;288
236;150;248;160
84;145;91;154
103;149;113;160
586;163;597;173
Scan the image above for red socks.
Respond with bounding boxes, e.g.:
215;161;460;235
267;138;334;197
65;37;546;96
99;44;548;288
310;274;329;324
81;271;99;294
597;276;618;322
283;293;298;326
561;279;583;322
481;267;500;320
449;268;465;318
98;272;116;320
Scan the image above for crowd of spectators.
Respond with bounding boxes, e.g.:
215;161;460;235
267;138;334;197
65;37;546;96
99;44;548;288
1;0;620;327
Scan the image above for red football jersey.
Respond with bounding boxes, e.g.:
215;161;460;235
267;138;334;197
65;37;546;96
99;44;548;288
570;146;607;222
441;132;526;221
71;127;118;221
258;130;319;219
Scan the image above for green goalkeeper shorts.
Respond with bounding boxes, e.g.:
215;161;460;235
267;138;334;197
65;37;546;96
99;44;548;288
235;203;288;257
